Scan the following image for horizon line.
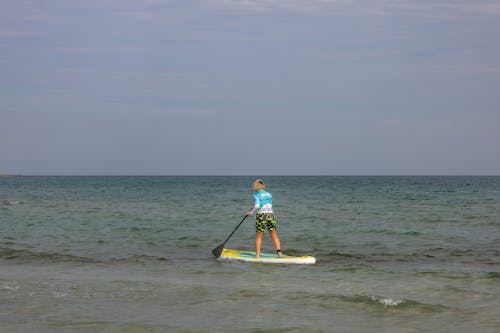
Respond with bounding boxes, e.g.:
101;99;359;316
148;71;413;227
2;174;499;177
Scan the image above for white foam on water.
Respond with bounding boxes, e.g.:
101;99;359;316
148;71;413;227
372;296;404;307
4;201;22;205
1;284;20;291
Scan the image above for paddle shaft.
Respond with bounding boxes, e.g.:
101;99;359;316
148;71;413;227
212;212;252;257
222;214;249;246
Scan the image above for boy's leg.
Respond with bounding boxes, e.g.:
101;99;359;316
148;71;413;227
266;214;283;257
255;213;266;258
269;231;283;257
255;232;264;258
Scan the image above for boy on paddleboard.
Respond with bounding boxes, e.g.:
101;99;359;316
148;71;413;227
246;179;284;258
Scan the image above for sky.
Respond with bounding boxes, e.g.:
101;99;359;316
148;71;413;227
1;0;499;175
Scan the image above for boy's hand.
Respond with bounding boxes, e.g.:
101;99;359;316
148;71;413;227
245;211;251;216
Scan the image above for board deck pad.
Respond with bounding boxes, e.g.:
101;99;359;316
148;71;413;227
219;248;316;264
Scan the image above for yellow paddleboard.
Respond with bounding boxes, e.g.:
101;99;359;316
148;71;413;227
219;248;316;264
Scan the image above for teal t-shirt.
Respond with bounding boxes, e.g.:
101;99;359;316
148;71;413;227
252;190;273;214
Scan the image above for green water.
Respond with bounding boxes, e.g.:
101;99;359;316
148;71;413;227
1;176;499;332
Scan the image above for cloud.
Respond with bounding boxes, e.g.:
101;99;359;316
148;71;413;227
203;0;348;12
203;0;500;17
459;1;500;15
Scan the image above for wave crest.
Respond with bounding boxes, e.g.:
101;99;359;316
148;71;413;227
0;247;100;264
0;247;169;264
0;200;23;205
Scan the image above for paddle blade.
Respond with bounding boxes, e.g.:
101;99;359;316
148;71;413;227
211;243;225;258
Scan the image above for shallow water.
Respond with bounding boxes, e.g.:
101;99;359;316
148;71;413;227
1;176;499;332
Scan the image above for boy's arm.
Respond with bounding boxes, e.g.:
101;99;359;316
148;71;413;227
246;195;260;216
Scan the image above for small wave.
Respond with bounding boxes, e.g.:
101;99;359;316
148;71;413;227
333;295;405;308
110;254;169;264
0;247;170;265
1;200;23;206
336;294;449;311
288;293;449;312
322;251;364;259
486;272;500;279
1;284;20;291
53;291;68;298
0;247;100;264
361;228;422;236
312;250;367;265
371;296;404;307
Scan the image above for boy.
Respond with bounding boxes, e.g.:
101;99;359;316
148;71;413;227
246;179;284;258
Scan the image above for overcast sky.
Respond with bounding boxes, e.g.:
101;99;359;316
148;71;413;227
1;0;499;175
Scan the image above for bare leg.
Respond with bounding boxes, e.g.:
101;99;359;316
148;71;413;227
269;230;283;256
255;232;264;258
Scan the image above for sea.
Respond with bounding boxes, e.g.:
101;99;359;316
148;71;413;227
1;176;499;332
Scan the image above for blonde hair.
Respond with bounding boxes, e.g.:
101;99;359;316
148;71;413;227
253;179;265;191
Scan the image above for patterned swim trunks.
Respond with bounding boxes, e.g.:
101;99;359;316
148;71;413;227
255;213;277;233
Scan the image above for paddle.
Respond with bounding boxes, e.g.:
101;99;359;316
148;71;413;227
211;213;250;258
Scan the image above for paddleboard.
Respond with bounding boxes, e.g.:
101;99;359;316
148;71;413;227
219;248;316;264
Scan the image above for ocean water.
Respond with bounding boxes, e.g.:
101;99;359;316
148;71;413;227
1;176;499;332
